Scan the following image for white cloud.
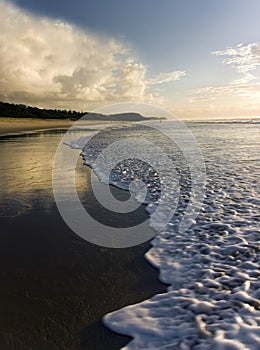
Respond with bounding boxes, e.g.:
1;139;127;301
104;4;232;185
188;42;260;114
147;71;186;85
0;1;185;110
191;82;260;97
188;96;216;103
213;42;260;84
190;82;260;107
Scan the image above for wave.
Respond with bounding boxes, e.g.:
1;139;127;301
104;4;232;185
66;122;260;350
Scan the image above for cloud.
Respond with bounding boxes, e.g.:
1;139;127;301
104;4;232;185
189;83;260;115
188;96;216;103
188;42;260;114
191;82;260;98
0;1;185;110
147;71;186;85
213;42;260;84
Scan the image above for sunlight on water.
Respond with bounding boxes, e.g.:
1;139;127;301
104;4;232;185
67;120;260;349
0;122;259;349
102;122;260;350
0;130;93;216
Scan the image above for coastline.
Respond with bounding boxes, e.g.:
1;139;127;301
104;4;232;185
0;117;74;136
0;128;167;349
0;117;111;136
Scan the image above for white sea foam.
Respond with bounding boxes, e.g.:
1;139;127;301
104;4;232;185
67;122;260;349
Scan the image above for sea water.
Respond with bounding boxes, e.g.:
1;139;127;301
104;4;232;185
67;120;260;350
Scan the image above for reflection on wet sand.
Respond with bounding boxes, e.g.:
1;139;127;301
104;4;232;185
0;129;166;350
0;130;91;216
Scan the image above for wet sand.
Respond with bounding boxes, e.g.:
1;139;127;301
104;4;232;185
0;117;74;136
0;129;166;350
0;207;166;350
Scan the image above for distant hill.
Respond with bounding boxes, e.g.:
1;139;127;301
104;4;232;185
0;102;165;121
81;112;162;122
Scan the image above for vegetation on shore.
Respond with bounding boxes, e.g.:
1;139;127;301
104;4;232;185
0;101;85;120
0;102;165;121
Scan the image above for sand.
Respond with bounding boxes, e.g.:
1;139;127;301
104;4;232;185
0;129;167;350
0;117;111;136
0;117;75;135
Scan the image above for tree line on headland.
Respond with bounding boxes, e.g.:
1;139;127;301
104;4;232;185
0;101;86;120
0;101;164;121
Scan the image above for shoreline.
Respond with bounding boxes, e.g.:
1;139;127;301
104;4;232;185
0;117;74;136
0;129;167;349
0;117;112;136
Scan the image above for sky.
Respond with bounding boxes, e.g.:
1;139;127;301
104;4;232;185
0;0;259;119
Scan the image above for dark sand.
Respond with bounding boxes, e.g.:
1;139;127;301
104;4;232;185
0;129;166;350
0;207;166;350
0;117;74;136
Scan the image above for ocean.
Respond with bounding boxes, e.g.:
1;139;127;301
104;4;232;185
67;120;260;349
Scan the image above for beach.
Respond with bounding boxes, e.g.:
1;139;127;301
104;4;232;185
0;117;118;136
0;127;166;350
0;117;74;136
0;120;259;350
0;0;259;347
